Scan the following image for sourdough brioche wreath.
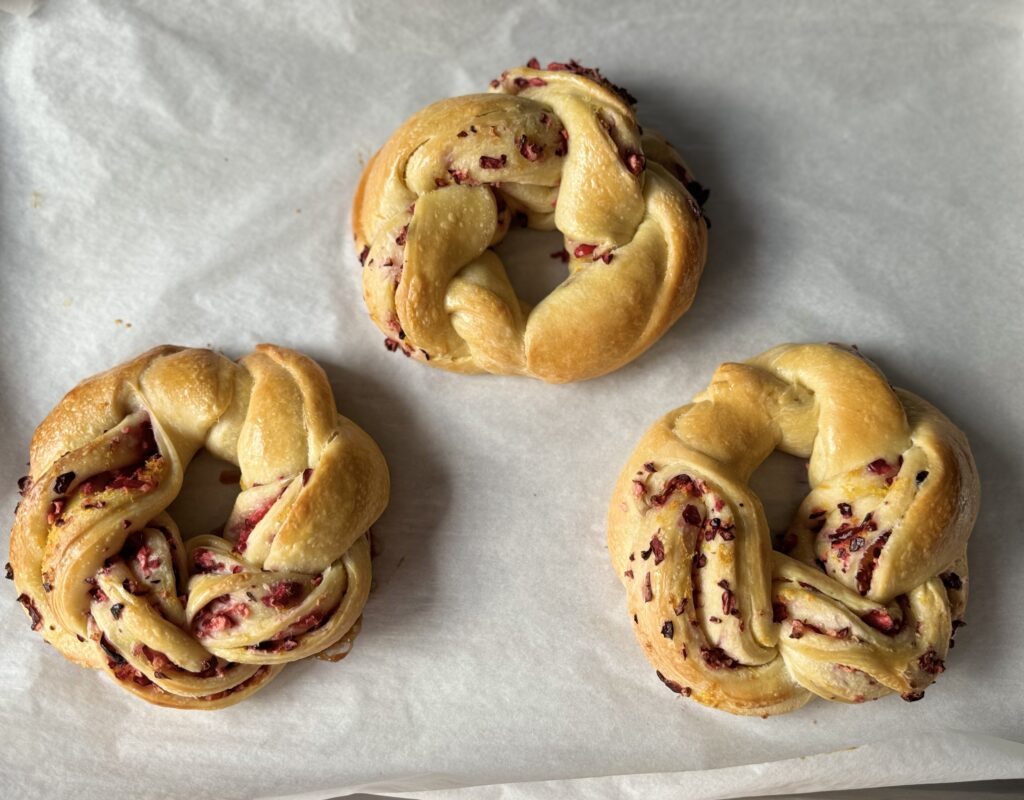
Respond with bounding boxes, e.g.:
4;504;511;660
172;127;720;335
352;59;709;383
608;343;979;716
7;345;389;709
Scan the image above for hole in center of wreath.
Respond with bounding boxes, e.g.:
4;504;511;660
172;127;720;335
165;450;242;540
748;450;811;550
492;225;570;307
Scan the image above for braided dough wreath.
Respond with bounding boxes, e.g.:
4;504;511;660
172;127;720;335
8;345;389;709
608;343;978;716
352;59;709;383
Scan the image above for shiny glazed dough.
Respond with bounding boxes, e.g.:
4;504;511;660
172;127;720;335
9;345;389;709
607;343;978;716
352;60;709;383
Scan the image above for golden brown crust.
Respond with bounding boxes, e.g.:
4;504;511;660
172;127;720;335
607;343;978;715
9;345;389;709
352;61;709;383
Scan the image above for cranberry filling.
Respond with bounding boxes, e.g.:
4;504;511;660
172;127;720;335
700;646;738;670
682;504;702;526
479;155;507;170
718;580;739;616
447;167;475;185
273;611;325;640
854;531;891;595
193;548;226;573
826;511;878;565
82;464;159;494
262;581;302;609
141;645;174;674
134;546;161;578
112;662;151;687
789;619;850;640
53;471;76;494
542;60;637;105
918;650;945;675
704;516;735;542
649;474;696;507
46;499;65;526
656;670;691;695
624;150;645;175
77;420;161;498
649;534;665;565
518;135;543;161
554;128;568;157
195;666;270;702
17;594;43;630
194;596;251;637
248;638;300;654
232;491;285;554
866;456;903;485
98;634;124;666
861;607;898;633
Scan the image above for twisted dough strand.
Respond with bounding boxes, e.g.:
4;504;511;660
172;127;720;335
9;345;388;709
353;60;709;383
608;343;978;715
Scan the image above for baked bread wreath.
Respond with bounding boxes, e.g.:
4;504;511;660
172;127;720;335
7;345;389;709
608;343;978;716
352;59;709;383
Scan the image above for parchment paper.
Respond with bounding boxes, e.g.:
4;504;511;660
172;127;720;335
2;2;1023;798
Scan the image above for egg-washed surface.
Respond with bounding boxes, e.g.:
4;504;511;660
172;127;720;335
353;60;709;383
8;345;389;709
608;343;978;716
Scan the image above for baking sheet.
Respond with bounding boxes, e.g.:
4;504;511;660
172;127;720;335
2;2;1023;798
